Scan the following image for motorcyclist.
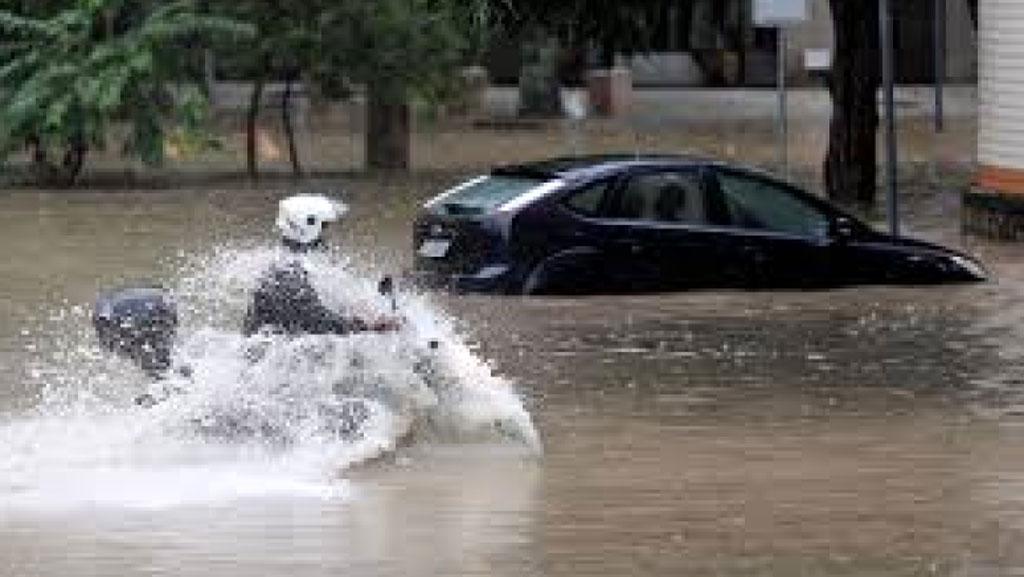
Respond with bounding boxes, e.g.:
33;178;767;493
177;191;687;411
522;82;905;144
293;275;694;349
242;194;402;337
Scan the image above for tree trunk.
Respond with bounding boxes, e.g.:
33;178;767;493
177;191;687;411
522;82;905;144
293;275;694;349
282;72;302;178
518;36;562;117
29;134;86;187
736;3;748;86
598;39;616;69
246;69;266;180
824;0;880;206
366;85;410;171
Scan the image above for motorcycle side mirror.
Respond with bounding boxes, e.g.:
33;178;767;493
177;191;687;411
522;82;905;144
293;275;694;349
378;275;394;297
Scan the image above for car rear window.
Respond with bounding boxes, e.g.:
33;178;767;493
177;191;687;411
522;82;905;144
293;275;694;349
429;176;546;215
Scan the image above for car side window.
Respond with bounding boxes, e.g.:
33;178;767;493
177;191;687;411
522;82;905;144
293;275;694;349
608;170;707;224
716;171;830;240
564;179;611;217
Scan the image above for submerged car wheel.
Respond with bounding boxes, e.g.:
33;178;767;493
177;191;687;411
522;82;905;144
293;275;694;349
520;264;554;295
520;249;601;296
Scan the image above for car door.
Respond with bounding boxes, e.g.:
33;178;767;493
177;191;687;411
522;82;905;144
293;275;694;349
531;177;629;293
598;166;726;291
708;168;835;288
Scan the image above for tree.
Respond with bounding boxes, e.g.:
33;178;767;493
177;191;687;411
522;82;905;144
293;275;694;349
823;0;880;206
206;0;321;178
210;0;472;173
0;0;250;185
316;0;473;170
825;0;977;205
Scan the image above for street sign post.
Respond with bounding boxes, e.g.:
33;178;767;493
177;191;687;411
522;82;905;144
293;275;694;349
934;0;946;133
754;0;808;177
754;0;808;26
777;28;789;175
881;0;899;237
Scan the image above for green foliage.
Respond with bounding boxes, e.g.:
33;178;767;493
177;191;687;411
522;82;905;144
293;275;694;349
316;0;472;104
488;0;668;61
207;0;318;79
0;0;251;168
209;0;478;104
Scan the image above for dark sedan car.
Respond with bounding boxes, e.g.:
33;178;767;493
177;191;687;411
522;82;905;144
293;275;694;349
412;155;987;295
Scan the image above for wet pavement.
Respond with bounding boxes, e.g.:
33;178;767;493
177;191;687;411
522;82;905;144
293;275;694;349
2;177;1024;576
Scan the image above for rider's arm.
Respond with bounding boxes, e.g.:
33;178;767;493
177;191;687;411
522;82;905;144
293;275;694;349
322;310;403;335
243;265;401;336
322;312;369;335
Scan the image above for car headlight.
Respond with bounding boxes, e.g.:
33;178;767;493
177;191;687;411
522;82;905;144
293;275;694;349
948;255;988;280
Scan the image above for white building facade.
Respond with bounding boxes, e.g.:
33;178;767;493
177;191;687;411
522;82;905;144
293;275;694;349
968;0;1024;239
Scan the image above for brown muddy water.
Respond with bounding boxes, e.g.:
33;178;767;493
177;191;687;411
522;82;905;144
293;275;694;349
2;177;1024;576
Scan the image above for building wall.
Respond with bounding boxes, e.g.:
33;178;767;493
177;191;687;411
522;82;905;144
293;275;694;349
965;0;1024;239
977;0;1024;194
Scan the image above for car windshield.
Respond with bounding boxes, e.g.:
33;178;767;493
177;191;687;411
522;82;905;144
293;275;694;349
430;175;546;215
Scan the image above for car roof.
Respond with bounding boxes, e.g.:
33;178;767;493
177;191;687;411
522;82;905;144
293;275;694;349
478;154;871;227
491;154;716;181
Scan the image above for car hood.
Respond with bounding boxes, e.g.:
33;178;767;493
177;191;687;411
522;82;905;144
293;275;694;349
872;233;974;260
859;232;988;280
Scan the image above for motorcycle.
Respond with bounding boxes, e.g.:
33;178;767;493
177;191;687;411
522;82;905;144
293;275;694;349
91;278;539;450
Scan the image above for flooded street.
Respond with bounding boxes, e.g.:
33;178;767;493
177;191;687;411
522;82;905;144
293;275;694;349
3;179;1024;576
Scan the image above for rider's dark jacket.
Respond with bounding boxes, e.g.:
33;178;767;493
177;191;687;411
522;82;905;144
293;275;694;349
242;260;369;337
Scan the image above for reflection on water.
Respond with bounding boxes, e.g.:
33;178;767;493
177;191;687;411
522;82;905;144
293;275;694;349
2;180;1024;576
2;445;541;577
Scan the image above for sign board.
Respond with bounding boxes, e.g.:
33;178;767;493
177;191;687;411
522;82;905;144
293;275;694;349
804;48;832;71
754;0;808;26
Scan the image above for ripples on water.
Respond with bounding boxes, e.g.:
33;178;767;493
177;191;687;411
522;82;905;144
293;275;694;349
451;284;1018;420
4;186;1024;575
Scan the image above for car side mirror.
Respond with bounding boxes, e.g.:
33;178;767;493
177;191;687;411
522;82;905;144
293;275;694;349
832;217;856;241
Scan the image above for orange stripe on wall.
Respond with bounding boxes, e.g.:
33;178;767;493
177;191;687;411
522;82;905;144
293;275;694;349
978;165;1024;195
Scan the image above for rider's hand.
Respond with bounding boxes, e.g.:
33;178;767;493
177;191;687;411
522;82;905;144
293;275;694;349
369;316;404;332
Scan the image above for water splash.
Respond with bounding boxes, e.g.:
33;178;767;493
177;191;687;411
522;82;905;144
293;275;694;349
0;244;540;511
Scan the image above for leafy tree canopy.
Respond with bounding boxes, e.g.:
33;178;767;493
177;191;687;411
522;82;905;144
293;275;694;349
487;0;668;63
318;0;472;102
209;0;476;103
0;0;251;179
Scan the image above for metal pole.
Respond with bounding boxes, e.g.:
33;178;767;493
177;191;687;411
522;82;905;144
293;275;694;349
777;26;788;176
881;0;899;237
204;50;216;95
668;5;680;51
934;0;946;133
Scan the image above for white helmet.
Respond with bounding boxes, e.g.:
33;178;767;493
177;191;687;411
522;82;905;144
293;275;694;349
276;194;348;246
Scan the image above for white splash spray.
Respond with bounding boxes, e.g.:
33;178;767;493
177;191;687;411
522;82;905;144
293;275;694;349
0;245;540;512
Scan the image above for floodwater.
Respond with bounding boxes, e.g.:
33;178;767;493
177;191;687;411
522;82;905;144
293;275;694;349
2;177;1024;576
